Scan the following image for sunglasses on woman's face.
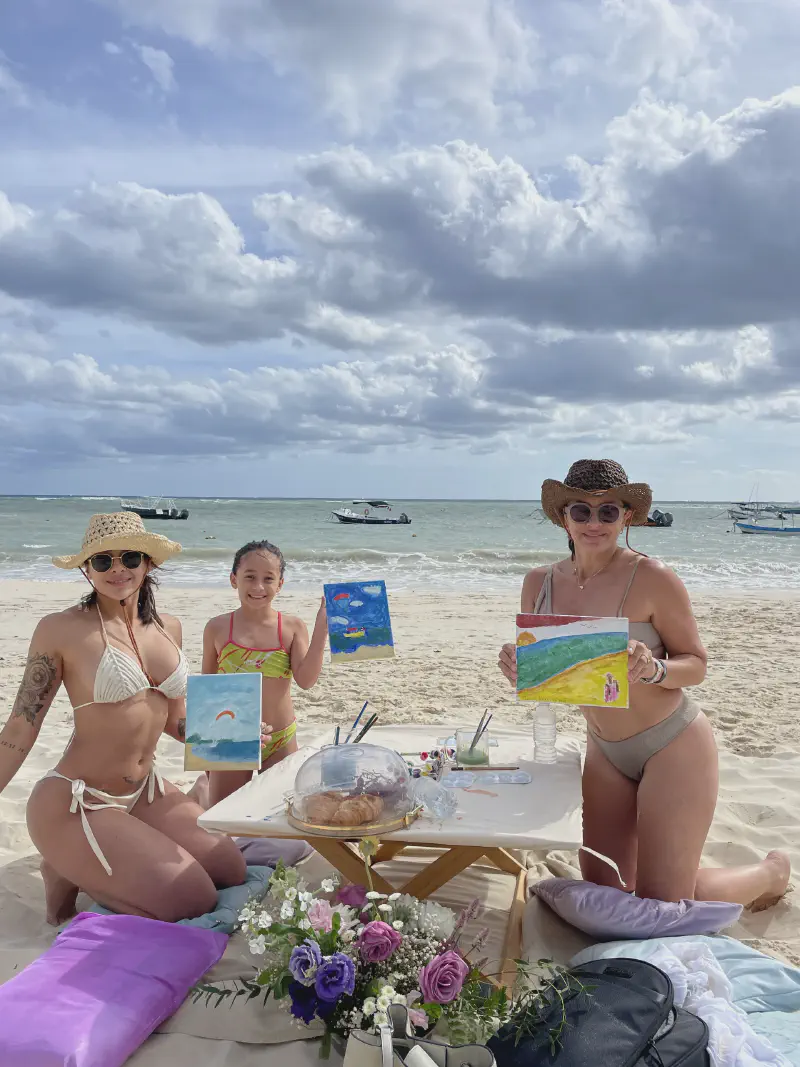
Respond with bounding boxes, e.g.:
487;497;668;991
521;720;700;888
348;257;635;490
89;551;145;573
567;502;623;524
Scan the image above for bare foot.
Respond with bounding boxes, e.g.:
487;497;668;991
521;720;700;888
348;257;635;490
41;860;79;926
748;851;792;913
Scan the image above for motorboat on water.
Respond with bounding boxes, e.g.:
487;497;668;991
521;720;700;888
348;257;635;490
330;500;411;525
120;496;189;520
735;514;800;536
644;509;673;528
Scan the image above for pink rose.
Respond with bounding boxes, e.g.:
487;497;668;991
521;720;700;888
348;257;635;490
359;920;402;964
408;1008;429;1030
418;951;469;1005
336;884;368;911
307;898;334;933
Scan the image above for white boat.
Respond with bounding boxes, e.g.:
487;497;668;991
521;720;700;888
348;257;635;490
120;496;189;520
329;500;411;525
734;515;800;536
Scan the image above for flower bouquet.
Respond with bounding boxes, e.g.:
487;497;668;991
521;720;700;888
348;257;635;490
196;839;510;1057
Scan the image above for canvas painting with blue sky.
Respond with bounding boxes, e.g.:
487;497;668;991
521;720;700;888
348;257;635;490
324;580;395;664
184;673;262;772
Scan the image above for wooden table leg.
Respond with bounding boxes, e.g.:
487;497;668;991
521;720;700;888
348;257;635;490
499;868;528;990
374;842;408;864
309;838;396;895
399;846;487;900
483;847;526;876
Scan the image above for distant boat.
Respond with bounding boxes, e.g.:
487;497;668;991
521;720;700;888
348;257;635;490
735;515;800;536
644;509;673;528
330;500;411;525
120;496;189;520
343;626;366;638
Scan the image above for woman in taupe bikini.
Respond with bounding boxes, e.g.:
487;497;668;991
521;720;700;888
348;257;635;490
499;459;790;909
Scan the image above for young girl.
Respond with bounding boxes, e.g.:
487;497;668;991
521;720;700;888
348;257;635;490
202;539;327;806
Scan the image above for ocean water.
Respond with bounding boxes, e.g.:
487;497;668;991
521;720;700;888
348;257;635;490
1;496;799;593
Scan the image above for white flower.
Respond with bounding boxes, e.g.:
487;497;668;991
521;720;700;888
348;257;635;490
376;996;391;1012
299;891;313;904
379;986;395;997
298;900;309;913
248;935;266;955
332;904;357;929
280;901;294;921
377;904;393;914
299;919;311;931
363;998;377;1017
365;891;386;901
490;1016;501;1031
388;893;401;901
284;887;298;902
392;994;406;1005
257;911;273;928
341;929;356;943
374;1011;389;1028
320;879;336;894
392;920;404;931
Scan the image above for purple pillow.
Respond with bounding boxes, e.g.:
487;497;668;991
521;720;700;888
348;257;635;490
532;878;742;940
0;912;227;1067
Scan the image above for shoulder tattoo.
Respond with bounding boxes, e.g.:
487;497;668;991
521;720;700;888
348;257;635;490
12;653;57;727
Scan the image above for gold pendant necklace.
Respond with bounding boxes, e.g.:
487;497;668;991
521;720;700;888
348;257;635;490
574;548;620;590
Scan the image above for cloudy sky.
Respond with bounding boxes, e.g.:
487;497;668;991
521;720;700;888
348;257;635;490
1;0;799;500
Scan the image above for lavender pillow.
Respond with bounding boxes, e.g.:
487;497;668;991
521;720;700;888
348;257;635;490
532;878;742;940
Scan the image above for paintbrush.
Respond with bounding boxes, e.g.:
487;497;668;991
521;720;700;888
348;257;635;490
344;701;369;743
353;712;378;743
476;713;493;745
468;709;490;752
333;726;340;746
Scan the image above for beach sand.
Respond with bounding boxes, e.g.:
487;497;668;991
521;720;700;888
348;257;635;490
0;579;797;1057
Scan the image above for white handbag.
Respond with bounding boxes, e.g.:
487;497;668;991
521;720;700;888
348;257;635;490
342;1006;496;1067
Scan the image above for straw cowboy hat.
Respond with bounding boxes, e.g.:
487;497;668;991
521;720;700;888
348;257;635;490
52;512;182;570
541;459;652;527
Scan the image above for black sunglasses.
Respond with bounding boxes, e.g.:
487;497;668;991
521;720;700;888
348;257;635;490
567;502;624;524
89;551;146;573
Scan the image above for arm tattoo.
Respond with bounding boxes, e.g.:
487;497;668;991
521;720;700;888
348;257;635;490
177;718;186;740
12;653;57;727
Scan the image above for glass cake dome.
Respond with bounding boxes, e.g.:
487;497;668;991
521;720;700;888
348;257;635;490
289;743;417;836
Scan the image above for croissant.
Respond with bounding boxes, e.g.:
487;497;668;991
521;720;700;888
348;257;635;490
331;794;384;826
305;792;343;823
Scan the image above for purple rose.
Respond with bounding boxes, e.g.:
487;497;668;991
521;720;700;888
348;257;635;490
359;920;402;964
289;981;319;1024
315;952;356;1003
419;950;470;1005
336;884;368;911
289;940;322;987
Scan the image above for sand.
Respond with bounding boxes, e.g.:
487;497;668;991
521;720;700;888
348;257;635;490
0;579;797;1059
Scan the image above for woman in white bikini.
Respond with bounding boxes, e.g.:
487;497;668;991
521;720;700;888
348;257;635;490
0;513;247;925
499;460;790;909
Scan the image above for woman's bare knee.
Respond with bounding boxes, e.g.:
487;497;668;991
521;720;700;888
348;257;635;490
202;836;247;888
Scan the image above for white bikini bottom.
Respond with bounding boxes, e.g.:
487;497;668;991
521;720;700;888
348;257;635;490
41;766;165;877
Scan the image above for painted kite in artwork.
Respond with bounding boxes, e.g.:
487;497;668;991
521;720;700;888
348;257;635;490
184;673;262;771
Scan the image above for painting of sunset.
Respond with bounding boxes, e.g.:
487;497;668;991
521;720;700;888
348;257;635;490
184;674;262;771
516;614;629;707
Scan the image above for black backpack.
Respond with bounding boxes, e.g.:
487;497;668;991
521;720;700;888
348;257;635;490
488;958;710;1067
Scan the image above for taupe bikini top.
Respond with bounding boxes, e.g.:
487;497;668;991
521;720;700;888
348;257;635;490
534;556;666;657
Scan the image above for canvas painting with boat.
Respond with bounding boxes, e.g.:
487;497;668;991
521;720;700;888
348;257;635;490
184;674;262;771
516;613;629;707
324;579;396;663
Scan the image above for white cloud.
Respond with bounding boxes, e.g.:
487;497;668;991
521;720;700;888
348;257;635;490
95;0;537;134
134;44;176;92
103;41;123;55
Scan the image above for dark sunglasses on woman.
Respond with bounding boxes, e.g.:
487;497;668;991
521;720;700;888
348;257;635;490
89;551;146;572
567;502;624;524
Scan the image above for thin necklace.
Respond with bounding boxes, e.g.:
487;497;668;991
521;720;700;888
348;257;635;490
573;548;620;590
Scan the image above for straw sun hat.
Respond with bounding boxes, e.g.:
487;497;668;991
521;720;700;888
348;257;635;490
541;459;652;527
52;512;182;570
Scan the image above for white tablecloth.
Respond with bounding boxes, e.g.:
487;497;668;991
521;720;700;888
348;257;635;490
199;724;583;851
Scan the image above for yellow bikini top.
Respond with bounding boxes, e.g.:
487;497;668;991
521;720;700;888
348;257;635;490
216;612;292;680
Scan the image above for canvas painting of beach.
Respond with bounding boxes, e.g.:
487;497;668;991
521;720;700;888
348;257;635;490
184;673;262;771
324;579;396;663
516;613;629;707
